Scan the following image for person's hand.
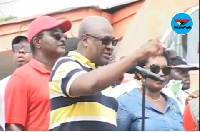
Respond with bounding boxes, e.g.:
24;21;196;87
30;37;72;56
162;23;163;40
134;38;164;61
185;90;199;104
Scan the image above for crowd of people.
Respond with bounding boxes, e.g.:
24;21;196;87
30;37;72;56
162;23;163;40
0;15;199;131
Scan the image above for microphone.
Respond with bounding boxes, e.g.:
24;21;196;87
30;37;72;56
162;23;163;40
126;65;164;82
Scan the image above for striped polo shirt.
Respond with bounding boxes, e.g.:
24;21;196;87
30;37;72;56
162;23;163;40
49;51;118;131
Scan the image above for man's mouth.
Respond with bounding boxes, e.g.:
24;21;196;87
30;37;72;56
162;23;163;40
184;80;191;84
103;53;112;59
17;57;25;62
58;44;65;49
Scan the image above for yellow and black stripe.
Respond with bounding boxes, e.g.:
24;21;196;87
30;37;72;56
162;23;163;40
49;51;118;131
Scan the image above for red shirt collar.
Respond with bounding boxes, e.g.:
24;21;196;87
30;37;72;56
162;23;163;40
29;58;51;74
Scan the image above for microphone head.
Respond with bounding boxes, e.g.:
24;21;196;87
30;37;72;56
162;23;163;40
135;66;164;82
126;64;137;74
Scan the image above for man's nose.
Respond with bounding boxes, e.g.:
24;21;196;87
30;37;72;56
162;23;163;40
60;36;66;43
183;71;190;78
18;48;25;54
106;43;114;51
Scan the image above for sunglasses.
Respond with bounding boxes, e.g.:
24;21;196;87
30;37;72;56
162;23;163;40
49;32;67;41
12;44;31;53
146;64;172;76
84;34;118;46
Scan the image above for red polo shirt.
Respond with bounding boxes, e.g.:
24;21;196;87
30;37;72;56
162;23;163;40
5;58;50;131
183;104;197;131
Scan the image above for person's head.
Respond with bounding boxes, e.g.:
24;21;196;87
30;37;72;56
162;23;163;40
169;56;199;90
28;16;72;60
77;16;118;66
135;50;171;92
12;36;32;67
65;37;79;56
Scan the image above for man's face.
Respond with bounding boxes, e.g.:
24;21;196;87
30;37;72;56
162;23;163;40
39;28;66;58
84;27;117;66
169;68;190;90
13;39;32;67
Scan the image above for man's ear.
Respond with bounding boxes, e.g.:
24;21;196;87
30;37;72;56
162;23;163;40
82;35;88;47
32;37;41;49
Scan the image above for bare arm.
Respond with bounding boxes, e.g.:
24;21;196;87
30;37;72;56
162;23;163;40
6;124;23;131
69;39;163;97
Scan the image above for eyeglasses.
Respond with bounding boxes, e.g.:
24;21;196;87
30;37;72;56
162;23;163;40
146;64;172;76
49;32;67;41
12;44;31;53
84;34;118;46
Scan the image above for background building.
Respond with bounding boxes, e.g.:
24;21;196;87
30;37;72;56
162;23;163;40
0;0;199;90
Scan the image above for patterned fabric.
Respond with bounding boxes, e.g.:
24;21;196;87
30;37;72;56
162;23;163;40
49;51;118;131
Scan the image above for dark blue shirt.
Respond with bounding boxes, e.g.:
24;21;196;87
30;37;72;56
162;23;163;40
117;88;184;131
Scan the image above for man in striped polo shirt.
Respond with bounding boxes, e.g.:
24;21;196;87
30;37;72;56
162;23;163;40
49;16;164;131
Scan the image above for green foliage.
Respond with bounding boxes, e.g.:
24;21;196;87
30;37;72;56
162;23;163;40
0;15;18;22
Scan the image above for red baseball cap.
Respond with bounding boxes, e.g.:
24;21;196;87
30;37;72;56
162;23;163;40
27;15;72;42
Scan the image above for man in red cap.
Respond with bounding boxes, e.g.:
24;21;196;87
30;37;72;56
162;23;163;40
0;35;32;131
4;15;71;131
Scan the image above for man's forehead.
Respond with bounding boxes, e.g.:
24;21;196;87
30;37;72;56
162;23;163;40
18;39;29;44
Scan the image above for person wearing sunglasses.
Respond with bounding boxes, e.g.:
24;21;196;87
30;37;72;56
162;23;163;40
4;16;71;131
0;35;32;131
49;16;164;131
12;36;32;67
117;50;184;131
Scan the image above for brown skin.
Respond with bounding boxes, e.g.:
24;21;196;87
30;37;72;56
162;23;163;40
78;19;115;67
139;56;170;113
6;28;66;131
169;68;190;90
185;90;199;104
145;57;169;92
13;39;32;68
32;28;66;71
69;16;164;97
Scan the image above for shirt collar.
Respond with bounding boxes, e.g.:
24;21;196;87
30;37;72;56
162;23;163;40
68;51;96;69
29;58;51;74
132;88;176;107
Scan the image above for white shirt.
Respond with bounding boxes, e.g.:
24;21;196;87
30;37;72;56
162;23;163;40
0;75;11;131
162;80;194;114
113;79;140;98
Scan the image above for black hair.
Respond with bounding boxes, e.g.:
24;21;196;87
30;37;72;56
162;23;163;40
134;50;171;80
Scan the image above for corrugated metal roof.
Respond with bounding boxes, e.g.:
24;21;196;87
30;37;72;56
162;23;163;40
0;0;140;25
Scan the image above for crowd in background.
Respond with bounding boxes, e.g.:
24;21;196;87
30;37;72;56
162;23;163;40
0;15;199;131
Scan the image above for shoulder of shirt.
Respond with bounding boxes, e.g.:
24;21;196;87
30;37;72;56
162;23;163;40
10;64;32;79
162;92;180;106
0;75;11;83
55;56;76;65
117;88;139;101
0;76;11;89
52;56;79;70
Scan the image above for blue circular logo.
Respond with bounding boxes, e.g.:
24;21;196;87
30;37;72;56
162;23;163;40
171;13;193;35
